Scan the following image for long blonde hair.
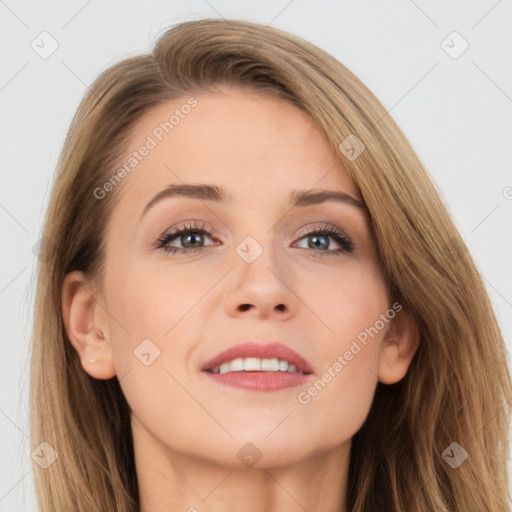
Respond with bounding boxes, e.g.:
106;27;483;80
30;18;512;511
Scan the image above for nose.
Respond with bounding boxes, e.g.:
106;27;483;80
224;237;298;321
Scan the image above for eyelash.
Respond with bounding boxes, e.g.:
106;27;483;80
153;221;354;257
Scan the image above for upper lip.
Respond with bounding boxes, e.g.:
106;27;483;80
201;341;314;374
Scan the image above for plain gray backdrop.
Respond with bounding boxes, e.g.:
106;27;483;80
1;1;511;510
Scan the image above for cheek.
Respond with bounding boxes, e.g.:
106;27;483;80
103;258;220;407
293;309;387;449
293;355;379;453
304;254;389;348
292;260;388;434
102;262;205;437
105;258;213;349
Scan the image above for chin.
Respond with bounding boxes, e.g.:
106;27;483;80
233;435;315;469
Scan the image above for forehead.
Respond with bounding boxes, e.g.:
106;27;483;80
111;86;360;217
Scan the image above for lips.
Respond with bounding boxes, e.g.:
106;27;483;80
201;341;314;374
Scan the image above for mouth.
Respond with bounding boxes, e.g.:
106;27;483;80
201;341;314;391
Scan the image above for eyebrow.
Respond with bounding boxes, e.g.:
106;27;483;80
140;183;365;220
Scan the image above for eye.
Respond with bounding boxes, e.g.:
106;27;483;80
153;222;218;255
153;222;354;257
294;225;354;256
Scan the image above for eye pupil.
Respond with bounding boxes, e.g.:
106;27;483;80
309;234;329;250
182;232;203;248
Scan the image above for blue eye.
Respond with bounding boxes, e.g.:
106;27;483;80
153;222;354;256
154;222;216;254
294;225;354;255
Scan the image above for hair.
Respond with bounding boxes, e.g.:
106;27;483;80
30;18;512;511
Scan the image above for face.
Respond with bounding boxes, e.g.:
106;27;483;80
66;85;417;470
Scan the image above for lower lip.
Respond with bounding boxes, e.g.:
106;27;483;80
203;371;312;391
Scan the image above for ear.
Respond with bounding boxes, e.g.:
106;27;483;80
61;270;116;379
378;307;420;385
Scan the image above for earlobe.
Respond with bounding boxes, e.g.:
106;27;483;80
61;271;116;379
378;307;420;385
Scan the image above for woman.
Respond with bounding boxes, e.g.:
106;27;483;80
30;18;512;511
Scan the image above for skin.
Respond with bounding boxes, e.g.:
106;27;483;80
62;86;419;512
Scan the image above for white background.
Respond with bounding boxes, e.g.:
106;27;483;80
1;1;511;510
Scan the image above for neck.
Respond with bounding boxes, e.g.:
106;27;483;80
132;415;350;512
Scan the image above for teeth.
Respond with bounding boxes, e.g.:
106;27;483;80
211;357;301;374
230;357;244;371
219;362;231;374
261;358;279;371
244;357;261;371
278;360;289;372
